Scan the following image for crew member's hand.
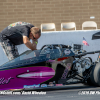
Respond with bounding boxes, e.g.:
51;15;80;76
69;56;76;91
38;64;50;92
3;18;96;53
32;40;38;50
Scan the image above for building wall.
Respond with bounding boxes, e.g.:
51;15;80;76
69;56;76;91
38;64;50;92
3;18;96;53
0;0;100;31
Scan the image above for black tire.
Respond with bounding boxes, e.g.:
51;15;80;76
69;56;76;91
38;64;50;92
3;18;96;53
90;62;100;86
85;57;92;64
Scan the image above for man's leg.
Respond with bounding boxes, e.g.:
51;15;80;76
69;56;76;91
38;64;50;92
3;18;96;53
0;38;19;60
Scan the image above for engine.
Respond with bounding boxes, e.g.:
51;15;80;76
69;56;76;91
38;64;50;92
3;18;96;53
73;57;92;76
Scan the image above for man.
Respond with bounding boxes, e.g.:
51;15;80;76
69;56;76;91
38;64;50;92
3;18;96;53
0;22;41;60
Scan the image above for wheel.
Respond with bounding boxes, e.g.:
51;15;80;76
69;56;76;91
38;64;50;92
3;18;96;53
84;57;92;64
90;62;100;86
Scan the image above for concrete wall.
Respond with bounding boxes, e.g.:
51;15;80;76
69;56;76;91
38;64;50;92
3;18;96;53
0;30;100;66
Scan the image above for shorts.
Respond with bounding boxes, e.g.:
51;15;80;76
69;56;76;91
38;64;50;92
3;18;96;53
0;38;19;61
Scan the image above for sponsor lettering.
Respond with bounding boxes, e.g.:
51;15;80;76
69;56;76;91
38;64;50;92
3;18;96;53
56;84;63;86
0;77;13;85
32;73;42;77
48;82;54;87
41;84;47;87
64;49;71;55
61;63;71;79
24;84;40;88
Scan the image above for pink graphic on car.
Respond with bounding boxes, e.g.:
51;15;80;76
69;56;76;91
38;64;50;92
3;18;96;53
0;66;55;90
17;72;55;78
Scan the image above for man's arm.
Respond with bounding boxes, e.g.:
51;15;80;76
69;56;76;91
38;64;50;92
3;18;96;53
23;36;36;51
32;40;38;50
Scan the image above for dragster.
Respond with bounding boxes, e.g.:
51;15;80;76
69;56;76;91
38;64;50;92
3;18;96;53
0;44;100;90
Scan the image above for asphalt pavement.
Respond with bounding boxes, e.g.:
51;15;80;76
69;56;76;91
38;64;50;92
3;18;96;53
0;83;100;100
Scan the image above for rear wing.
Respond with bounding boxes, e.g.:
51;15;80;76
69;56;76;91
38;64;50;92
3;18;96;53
75;50;100;57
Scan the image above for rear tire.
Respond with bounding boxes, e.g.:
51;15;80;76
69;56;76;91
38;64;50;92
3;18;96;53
90;63;100;86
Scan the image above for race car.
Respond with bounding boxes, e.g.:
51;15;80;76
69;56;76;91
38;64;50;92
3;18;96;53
0;44;100;90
